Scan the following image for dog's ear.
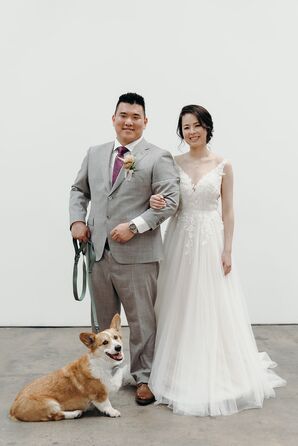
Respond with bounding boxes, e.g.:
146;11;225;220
80;332;96;348
110;313;121;332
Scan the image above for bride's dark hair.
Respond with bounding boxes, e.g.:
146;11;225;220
177;105;214;143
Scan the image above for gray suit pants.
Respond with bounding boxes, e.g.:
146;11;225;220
91;249;159;384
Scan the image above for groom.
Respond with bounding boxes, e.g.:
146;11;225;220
69;93;179;405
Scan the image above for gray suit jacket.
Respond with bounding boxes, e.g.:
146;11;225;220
69;139;180;263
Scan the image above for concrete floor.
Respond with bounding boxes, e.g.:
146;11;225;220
0;325;296;446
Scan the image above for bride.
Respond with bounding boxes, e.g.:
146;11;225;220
148;104;286;416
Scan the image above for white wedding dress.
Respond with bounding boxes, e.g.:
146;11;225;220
149;160;286;416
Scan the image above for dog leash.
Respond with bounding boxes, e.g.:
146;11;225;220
72;239;100;333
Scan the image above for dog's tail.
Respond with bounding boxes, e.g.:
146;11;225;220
9;405;18;421
9;413;18;421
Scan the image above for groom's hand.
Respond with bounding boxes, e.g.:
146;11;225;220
71;221;90;242
110;223;135;243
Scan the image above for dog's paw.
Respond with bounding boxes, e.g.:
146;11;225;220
107;408;121;418
74;410;83;418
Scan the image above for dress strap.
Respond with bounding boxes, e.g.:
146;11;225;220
217;159;228;176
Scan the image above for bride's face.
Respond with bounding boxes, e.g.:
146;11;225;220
182;113;207;147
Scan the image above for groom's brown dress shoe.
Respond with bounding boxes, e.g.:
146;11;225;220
135;383;155;406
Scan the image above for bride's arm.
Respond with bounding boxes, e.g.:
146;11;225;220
221;162;234;275
150;194;166;209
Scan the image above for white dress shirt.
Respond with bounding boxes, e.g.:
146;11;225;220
112;137;150;234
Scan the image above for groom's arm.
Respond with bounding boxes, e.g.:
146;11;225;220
138;151;180;230
69;149;91;228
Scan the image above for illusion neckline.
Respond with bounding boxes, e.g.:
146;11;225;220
177;159;226;189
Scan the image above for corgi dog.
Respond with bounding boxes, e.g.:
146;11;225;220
10;314;125;421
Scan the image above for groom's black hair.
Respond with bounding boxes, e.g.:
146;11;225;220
115;92;146;116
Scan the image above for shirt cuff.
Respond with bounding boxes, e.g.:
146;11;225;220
131;216;150;234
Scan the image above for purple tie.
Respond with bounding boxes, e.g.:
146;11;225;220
112;146;129;185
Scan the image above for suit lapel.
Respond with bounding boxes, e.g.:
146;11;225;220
100;142;114;192
109;163;126;195
132;139;150;162
109;139;150;195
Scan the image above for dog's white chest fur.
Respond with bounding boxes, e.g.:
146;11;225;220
89;358;123;393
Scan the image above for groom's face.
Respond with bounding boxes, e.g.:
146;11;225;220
112;102;147;145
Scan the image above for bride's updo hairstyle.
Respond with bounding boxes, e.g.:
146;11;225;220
177;105;214;143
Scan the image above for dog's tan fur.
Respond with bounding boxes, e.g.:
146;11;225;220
10;314;124;421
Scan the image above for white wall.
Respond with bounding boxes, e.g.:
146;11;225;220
1;0;297;325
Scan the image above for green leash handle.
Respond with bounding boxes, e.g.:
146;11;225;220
72;239;87;301
72;239;99;333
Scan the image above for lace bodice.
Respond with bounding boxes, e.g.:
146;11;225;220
177;159;227;213
172;160;227;251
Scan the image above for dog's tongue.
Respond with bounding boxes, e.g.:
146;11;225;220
110;352;123;361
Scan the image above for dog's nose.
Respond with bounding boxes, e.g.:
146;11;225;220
115;345;122;352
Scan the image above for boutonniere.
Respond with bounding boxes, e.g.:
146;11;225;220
118;154;136;181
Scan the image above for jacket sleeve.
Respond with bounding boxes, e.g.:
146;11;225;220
69;149;91;227
139;151;180;229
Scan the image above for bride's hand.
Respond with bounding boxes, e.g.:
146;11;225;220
222;251;232;275
150;194;166;209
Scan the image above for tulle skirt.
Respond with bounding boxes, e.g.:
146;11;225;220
149;211;286;416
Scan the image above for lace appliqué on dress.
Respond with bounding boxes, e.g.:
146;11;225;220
177;212;223;259
176;160;227;258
